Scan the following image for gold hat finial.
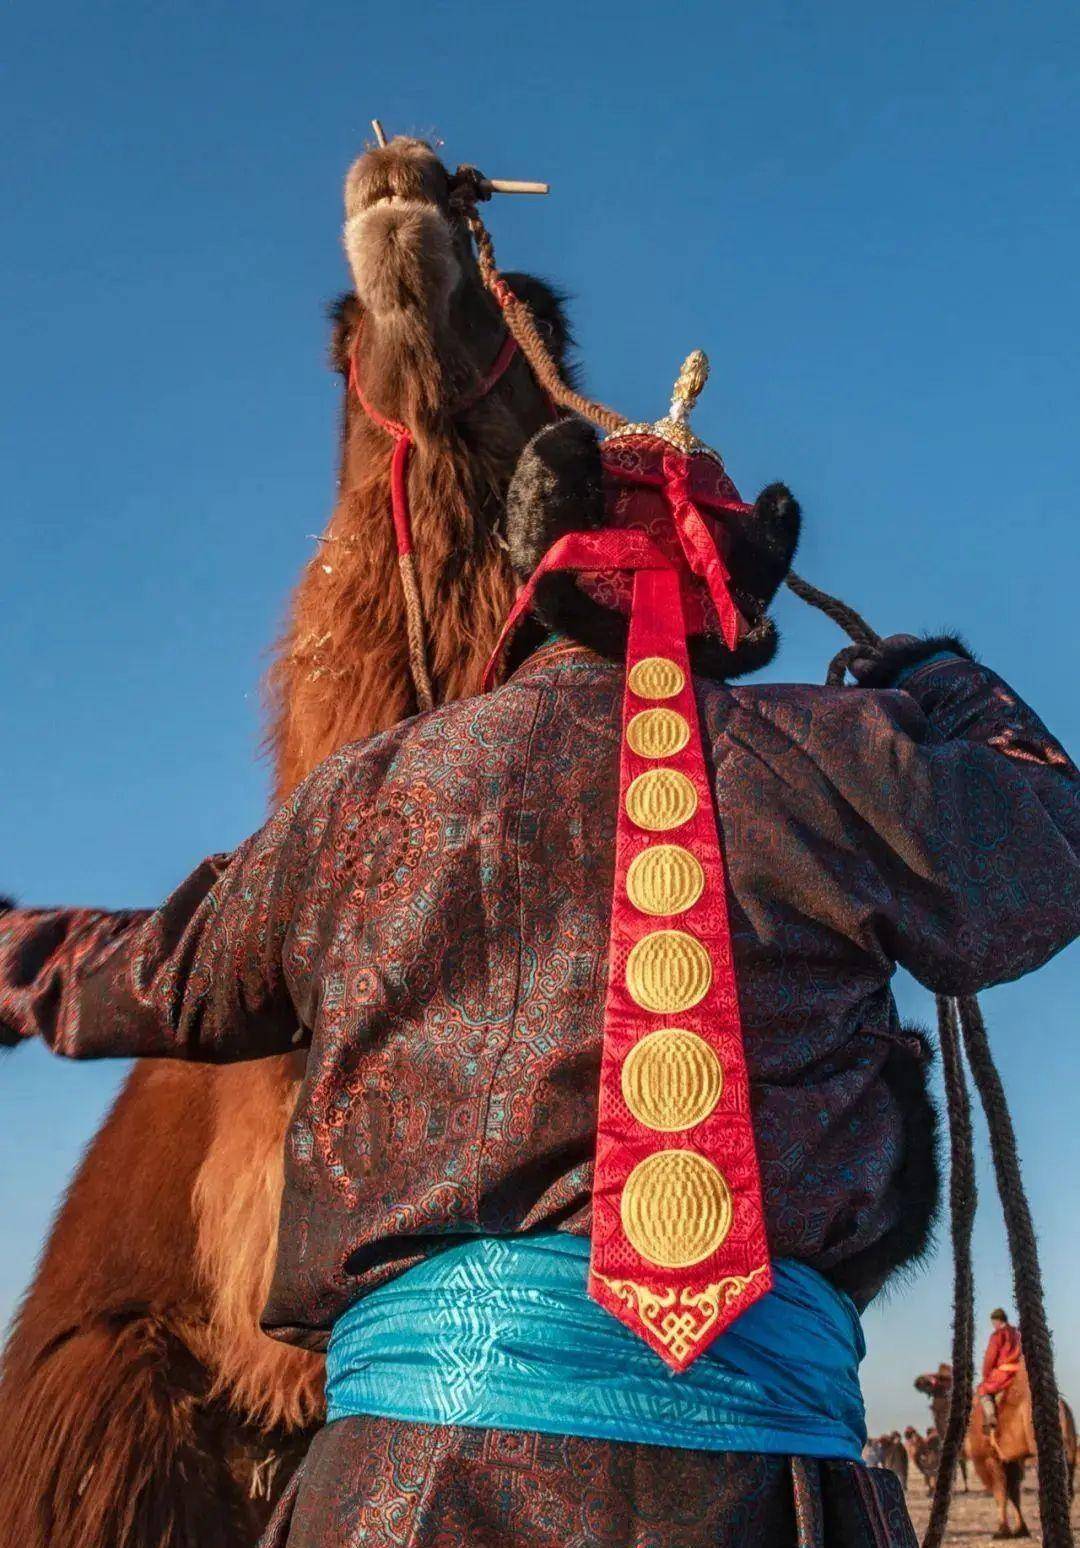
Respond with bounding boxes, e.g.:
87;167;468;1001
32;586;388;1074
605;348;722;465
669;351;710;425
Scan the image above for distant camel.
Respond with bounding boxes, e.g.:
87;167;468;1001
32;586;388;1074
904;1426;941;1495
914;1367;969;1490
863;1433;909;1489
965;1361;1077;1540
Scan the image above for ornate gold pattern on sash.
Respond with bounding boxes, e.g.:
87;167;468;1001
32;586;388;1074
627;656;685;701
593;1265;770;1365
625;769;698;832
625;844;704;916
626;708;691;760
621;1028;723;1132
620;1149;733;1267
625;929;712;1013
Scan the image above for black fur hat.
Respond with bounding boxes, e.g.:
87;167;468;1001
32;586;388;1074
505;416;801;681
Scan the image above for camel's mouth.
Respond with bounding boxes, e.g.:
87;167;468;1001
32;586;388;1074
344;137;453;219
367;194;417;211
342;138;463;320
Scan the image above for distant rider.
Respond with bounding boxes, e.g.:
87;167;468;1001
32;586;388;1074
978;1308;1022;1431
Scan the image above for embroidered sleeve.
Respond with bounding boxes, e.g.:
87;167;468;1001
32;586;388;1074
0;752;356;1059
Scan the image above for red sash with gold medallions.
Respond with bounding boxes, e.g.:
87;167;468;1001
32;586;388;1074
588;551;770;1372
486;359;773;1371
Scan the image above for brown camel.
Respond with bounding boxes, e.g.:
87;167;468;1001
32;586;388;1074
904;1425;941;1495
914;1366;969;1489
863;1433;909;1489
0;136;571;1548
965;1361;1077;1539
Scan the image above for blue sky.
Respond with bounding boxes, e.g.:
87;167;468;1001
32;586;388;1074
2;0;1079;1434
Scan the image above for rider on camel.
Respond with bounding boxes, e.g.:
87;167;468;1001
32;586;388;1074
978;1308;1023;1432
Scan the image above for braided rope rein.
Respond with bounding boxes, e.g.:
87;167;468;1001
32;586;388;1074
922;997;977;1548
956;996;1073;1547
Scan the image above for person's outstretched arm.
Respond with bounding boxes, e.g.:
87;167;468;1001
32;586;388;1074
0;760;342;1060
848;635;1080;994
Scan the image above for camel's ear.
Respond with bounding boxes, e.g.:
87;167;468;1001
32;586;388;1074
328;292;363;376
506;418;603;580
501;273;574;375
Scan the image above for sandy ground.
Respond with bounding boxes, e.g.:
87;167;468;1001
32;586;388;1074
902;1478;1080;1544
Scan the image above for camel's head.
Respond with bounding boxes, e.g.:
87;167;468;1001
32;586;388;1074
264;135;575;799
336;136;570;427
343;138;461;325
914;1373;936;1396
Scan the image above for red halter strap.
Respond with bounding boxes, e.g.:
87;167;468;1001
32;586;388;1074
346;324;523;711
348;329;521;558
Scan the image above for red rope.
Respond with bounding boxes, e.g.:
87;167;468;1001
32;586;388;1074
345;317;528;712
387;433;414;556
348;328;521;561
470;330;518;404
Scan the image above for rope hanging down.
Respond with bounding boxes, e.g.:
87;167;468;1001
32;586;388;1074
922;997;976;1548
956;995;1074;1548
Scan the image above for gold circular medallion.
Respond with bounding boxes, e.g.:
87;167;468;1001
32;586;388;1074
627;656;685;701
625;769;698;832
626;708;691;760
621;1149;733;1267
621;1029;723;1132
625;845;704;916
626;930;713;1013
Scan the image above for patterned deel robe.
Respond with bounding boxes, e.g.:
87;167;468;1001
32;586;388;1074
2;639;1079;1547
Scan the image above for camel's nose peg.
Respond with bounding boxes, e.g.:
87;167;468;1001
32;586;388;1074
485;179;549;195
369;118;547;195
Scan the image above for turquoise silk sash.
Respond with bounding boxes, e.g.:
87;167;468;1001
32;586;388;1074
326;1235;867;1461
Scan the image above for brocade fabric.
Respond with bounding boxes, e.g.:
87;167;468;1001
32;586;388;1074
258;1416;917;1548
2;642;1078;1349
